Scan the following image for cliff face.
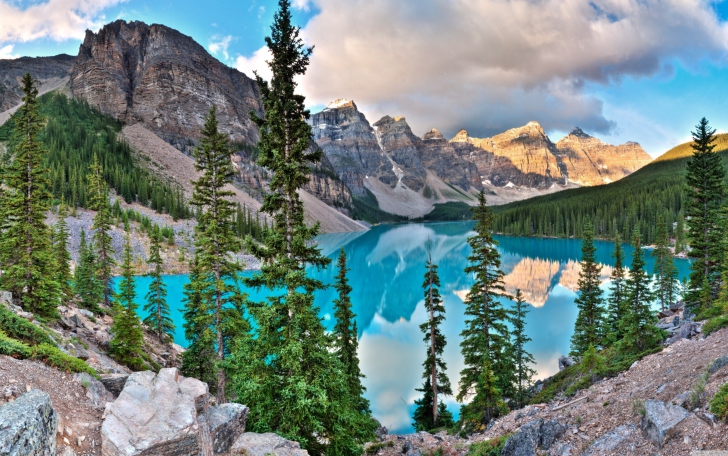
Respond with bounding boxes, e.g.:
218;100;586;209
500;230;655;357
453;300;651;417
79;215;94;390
69;20;262;149
555;128;653;185
0;55;75;111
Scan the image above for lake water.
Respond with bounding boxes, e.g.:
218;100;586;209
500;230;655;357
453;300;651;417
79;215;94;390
123;221;691;434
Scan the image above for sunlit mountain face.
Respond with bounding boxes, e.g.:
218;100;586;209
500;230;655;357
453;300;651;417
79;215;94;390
120;221;691;434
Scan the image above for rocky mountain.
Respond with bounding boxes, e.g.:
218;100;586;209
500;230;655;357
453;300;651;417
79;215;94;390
0;54;74;111
69;20;262;150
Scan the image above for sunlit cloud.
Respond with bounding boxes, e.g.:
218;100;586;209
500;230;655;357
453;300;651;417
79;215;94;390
208;34;233;61
0;44;18;59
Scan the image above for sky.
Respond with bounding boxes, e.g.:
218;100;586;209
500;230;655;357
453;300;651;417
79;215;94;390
2;0;728;156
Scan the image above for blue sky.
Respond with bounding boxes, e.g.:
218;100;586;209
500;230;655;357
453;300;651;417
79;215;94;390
2;0;728;156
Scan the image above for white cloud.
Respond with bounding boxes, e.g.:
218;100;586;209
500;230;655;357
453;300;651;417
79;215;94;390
0;0;125;44
0;44;18;59
234;46;273;82
297;0;728;138
208;35;233;61
292;0;310;11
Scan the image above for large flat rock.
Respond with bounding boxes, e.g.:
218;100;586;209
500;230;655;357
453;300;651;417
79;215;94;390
0;389;58;456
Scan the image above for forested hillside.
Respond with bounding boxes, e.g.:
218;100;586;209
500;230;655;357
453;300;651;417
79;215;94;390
492;134;728;244
0;92;189;219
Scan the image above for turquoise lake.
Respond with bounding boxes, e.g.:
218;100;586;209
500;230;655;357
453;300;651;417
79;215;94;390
122;221;691;434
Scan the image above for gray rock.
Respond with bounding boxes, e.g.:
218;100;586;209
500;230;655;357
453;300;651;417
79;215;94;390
581;425;637;455
0;389;59;456
373;418;388;441
198;403;248;455
502;419;566;456
640;399;689;449
656;383;668;394
673;316;680;327
671;391;690;408
101;368;206;456
78;309;94;318
558;356;576;371
59;316;76;330
73;372;113;406
549;442;574;456
69;314;83;328
99;374;129;398
230;433;309;456
0;291;11;304
709;355;728;374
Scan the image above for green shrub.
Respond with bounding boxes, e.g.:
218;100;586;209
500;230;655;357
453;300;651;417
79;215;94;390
467;435;511;456
709;382;728;422
0;305;55;346
30;343;98;378
0;330;32;357
703;315;728;336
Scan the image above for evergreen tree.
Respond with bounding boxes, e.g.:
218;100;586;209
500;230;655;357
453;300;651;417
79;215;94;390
143;227;174;341
74;229;102;313
685;118;726;312
570;216;605;356
413;244;453;431
231;2;375;453
332;248;370;414
604;233;627;346
617;233;663;354
0;73;58;317
87;154;115;309
675;213;686;255
188;107;245;403
109;232;144;369
509;289;536;409
53;202;73;302
458;192;511;427
654;216;678;311
181;255;216;387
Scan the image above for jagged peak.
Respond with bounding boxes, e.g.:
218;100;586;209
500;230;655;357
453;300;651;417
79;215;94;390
326;98;356;109
451;129;470;142
525;121;542;128
423;128;445;141
393;115;406;122
569;127;592;138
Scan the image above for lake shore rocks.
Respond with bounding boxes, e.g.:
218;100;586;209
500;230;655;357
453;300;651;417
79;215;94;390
0;389;58;456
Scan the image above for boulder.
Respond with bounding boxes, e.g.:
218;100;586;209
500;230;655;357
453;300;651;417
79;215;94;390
0;389;59;456
0;291;11;304
558;356;576;371
78;309;94;318
581;425;638;455
373;418;388;441
73;372;114;406
640;399;689;449
198;403;248;454
231;433;309;456
101;368;206;456
69;314;83;329
709;355;728;374
501;419;566;455
99;374;129;398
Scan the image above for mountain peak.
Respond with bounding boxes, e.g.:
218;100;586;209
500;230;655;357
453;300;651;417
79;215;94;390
423;128;445;141
451;129;470;142
326;98;356;109
569;127;592;138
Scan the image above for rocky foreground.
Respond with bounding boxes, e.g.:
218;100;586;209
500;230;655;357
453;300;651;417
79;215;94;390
1;294;727;455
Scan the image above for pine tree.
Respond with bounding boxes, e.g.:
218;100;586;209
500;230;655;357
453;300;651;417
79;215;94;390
332;248;370;414
231;2;374;453
675;213;686;254
570;216;605;356
654;216;678;311
604;233;627;346
53;202;73;302
413;244;453;431
617;233;663;354
181;255;216;387
87;154;115;309
685;118;725;312
109;232;144;369
509;289;536;409
188;107;245;403
143;227;174;341
74;229;102;313
0;73;58;317
458;192;511;427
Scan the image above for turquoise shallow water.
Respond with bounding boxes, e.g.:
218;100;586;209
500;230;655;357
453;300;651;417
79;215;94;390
119;221;691;433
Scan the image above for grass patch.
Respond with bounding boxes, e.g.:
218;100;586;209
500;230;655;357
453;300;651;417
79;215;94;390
467;434;511;456
709;382;728;422
703;315;728;336
0;330;97;377
364;441;394;454
631;399;646;417
690;367;710;410
0;304;55;346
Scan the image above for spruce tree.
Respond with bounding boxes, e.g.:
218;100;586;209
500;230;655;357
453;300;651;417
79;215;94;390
458;191;511;427
87;154;115;309
509;289;536;409
604;233;627;346
143;227;174;341
53;202;73;302
332;248;370;414
0;73;58;317
74;229;102;313
617;233;663;354
654;216;678;311
109;232;144;369
685;118;725;312
181;255;216;387
570;216;605;356
188;106;245;403
413;245;453;431
232;2;374;453
675;213;686;255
